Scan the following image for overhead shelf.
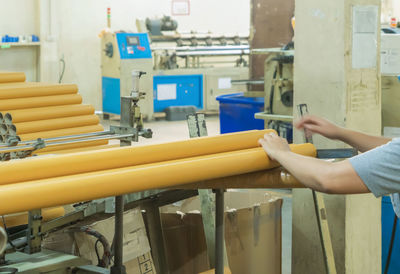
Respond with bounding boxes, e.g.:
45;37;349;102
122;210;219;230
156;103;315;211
0;42;41;49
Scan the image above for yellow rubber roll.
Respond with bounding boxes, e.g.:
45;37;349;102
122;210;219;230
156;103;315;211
36;140;109;154
0;144;316;215
10;115;100;135
36;144;120;155
0;207;65;228
18;124;104;141
0;129;276;184
0;94;82;111
0;72;25;83
4;104;95;124
0;82;78;99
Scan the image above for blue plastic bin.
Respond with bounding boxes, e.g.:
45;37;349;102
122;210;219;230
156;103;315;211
216;93;264;134
382;196;400;274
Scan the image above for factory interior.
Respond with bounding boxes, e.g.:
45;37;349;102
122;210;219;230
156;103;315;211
0;0;399;273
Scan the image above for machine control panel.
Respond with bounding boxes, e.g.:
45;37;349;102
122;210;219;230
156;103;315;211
116;33;152;59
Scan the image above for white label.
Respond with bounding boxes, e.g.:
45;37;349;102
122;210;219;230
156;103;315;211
352;6;379;69
381;34;400;75
157;84;177;100
218;77;232;89
172;0;190;16
384;127;400;138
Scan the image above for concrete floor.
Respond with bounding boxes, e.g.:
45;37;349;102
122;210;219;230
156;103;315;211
101;115;292;274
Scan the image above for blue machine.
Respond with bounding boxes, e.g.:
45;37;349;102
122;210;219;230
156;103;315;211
101;32;153;117
101;32;205;117
153;74;203;112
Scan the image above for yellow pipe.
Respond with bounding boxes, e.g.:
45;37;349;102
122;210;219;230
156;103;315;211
176;168;304;189
0;82;78;99
18;124;104;141
37;144;120;155
0;94;82;111
35;140;109;154
0;207;65;228
4;104;94;124
0;144;316;215
0;72;25;83
10;115;100;135
0;130;276;184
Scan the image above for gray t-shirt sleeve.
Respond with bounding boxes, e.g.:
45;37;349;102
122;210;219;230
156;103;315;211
349;138;400;197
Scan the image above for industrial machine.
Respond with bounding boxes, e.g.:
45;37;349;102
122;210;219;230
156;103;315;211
101;32;154;119
247;46;295;142
101;17;250;119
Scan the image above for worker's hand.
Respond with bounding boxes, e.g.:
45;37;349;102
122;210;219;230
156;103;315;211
294;115;342;140
258;132;291;161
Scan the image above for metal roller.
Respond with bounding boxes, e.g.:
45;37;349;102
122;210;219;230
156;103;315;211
18;124;104;141
36;140;109;154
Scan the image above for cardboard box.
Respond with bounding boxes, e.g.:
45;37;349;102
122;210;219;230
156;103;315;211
161;190;282;274
43;208;156;274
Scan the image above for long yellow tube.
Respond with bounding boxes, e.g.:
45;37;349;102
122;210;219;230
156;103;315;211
0;72;25;83
0;207;65;228
37;144;120;155
0;144;316;215
177;168;304;189
0;82;78;99
0;94;82;111
4;104;95;124
35;140;109;154
0;130;276;184
18;124;104;141
10;115;100;135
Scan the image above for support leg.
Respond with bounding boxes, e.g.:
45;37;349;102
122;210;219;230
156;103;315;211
110;195;126;274
215;189;225;274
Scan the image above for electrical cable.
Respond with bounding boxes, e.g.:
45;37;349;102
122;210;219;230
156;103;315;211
268;68;278;115
384;214;398;274
68;226;111;268
59;56;66;83
95;239;101;266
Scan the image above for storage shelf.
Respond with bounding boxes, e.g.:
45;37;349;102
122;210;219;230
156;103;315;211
0;42;41;48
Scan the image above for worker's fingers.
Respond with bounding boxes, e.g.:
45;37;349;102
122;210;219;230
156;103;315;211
264;132;277;139
303;124;321;134
258;138;270;151
294;115;321;129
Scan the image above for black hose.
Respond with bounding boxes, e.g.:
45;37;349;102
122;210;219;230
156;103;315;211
59;57;66;83
268;69;278;114
68;226;111;268
384;215;397;274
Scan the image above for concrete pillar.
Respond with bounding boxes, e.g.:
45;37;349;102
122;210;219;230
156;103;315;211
293;0;381;273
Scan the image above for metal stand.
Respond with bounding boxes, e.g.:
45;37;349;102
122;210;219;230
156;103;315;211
215;189;225;274
110;71;151;274
25;209;42;254
110;195;126;274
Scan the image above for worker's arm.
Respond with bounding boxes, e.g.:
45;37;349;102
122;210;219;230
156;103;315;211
259;133;370;194
295;115;391;152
